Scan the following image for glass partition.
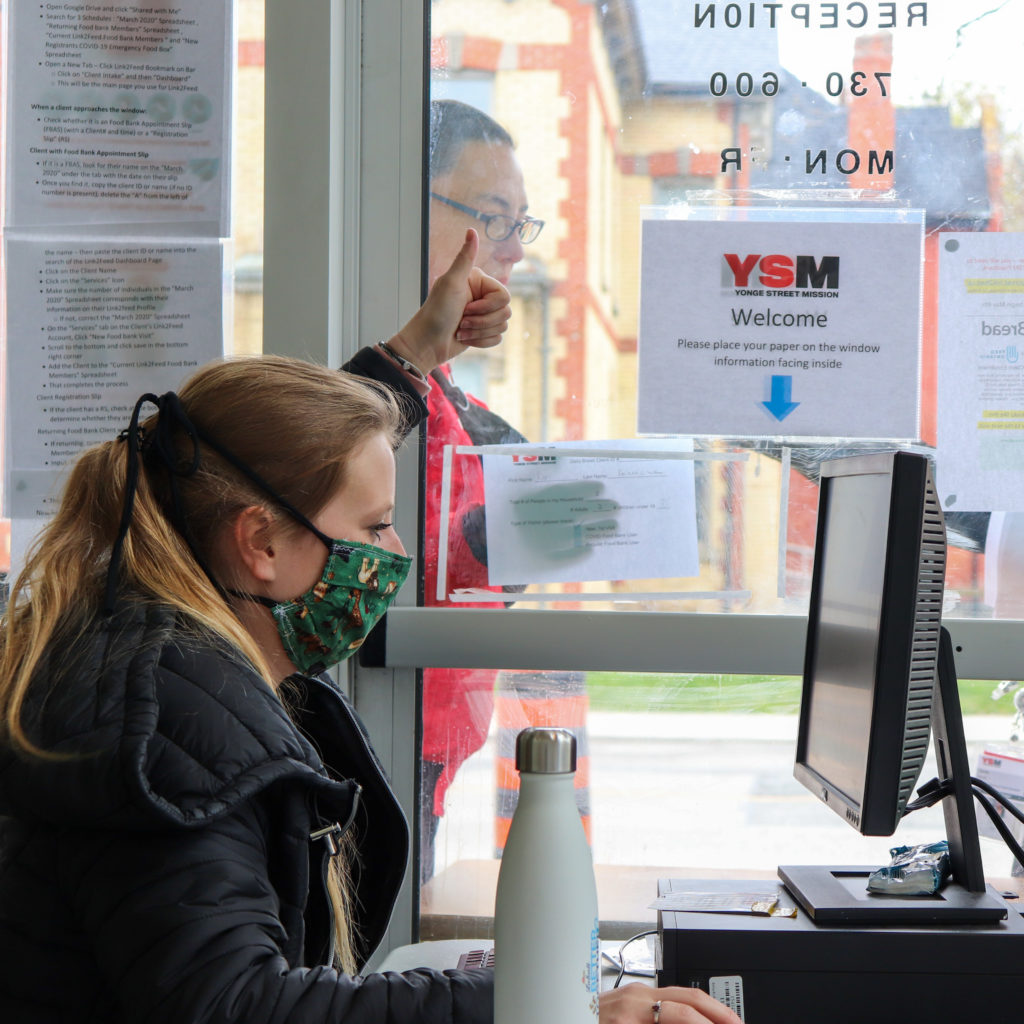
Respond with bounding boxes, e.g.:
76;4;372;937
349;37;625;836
420;0;1024;932
421;661;1017;938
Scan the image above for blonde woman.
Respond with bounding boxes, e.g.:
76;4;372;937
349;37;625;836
0;233;739;1024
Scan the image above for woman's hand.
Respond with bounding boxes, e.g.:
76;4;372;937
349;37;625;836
600;983;744;1024
386;229;511;376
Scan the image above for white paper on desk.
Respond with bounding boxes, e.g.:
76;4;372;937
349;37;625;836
601;936;656;977
481;439;698;586
651;891;775;912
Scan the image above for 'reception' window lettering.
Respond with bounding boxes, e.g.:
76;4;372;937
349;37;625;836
693;2;929;30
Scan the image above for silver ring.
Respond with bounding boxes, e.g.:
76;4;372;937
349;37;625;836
652;1000;662;1024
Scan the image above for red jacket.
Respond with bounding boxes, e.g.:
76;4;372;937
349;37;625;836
347;349;521;817
421;367;518;815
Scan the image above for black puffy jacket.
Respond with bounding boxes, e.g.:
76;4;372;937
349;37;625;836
0;599;492;1023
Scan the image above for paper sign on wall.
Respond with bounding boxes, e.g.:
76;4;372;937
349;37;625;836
6;0;231;235
637;211;924;439
5;236;226;519
937;232;1024;512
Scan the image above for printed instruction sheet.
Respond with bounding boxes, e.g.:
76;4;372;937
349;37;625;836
6;236;226;519
481;439;699;586
937;232;1024;512
6;0;231;235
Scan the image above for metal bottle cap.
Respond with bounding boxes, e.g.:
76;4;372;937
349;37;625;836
515;727;577;774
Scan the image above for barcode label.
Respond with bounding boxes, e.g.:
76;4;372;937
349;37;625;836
710;975;745;1021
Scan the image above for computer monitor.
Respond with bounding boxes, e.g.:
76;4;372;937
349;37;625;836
779;451;1007;924
795;451;942;838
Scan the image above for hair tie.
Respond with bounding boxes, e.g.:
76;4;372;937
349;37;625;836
103;391;207;614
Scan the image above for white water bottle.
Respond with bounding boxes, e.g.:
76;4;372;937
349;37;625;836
494;727;599;1024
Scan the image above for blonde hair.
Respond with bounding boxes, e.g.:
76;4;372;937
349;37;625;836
0;354;403;971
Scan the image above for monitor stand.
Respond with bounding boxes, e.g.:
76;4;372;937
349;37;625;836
778;627;1008;925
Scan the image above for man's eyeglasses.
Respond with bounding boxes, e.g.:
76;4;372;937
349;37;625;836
430;192;544;244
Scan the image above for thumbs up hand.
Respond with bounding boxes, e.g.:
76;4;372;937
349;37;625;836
387;230;512;375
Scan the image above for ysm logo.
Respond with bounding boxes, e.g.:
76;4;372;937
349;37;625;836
511;454;557;464
723;253;840;291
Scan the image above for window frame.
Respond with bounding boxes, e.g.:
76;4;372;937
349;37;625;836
263;0;428;962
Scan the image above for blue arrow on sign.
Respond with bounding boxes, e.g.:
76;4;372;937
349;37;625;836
761;374;800;421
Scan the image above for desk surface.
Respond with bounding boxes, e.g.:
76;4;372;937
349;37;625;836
423;860;779;941
420;859;1024;942
378;937;650;992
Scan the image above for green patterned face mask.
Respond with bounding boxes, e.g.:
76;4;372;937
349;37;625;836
260;538;412;674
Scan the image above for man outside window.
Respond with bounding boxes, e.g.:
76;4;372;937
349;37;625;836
420;101;591;884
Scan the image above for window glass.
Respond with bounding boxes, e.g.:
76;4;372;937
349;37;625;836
231;0;266;356
422;0;1024;931
421;662;1016;936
